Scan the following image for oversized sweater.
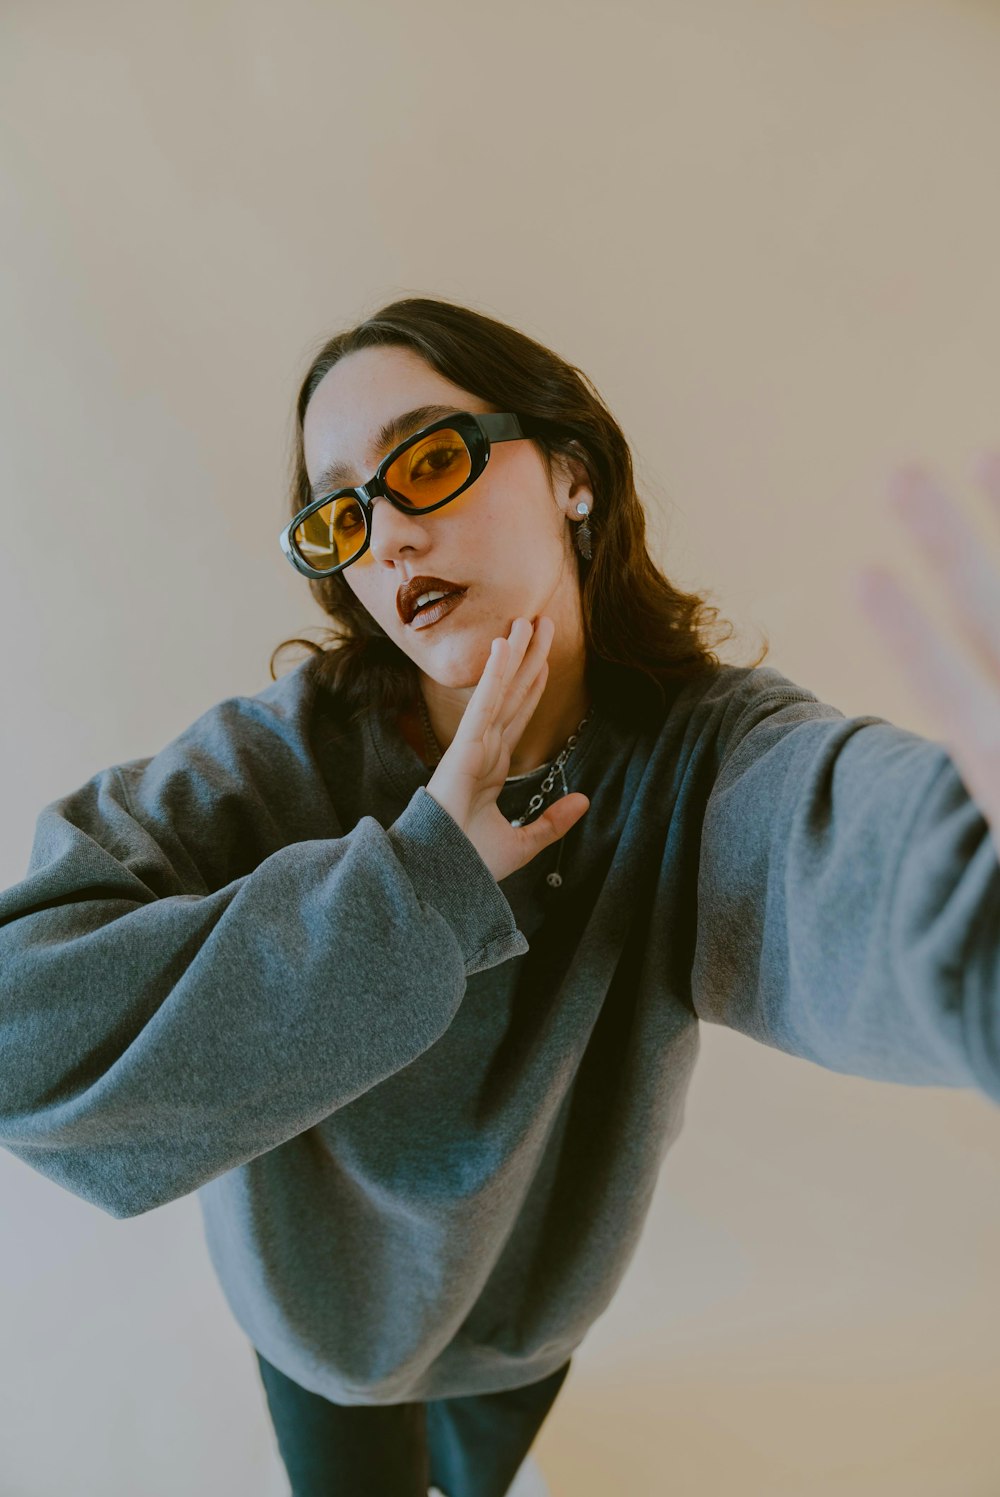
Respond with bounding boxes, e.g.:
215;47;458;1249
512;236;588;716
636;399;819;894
1;651;998;1405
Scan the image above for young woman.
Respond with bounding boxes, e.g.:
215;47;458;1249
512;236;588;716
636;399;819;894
2;297;998;1497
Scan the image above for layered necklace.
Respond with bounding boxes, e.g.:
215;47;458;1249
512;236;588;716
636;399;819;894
416;690;594;889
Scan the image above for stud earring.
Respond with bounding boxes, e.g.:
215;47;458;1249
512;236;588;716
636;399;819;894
574;501;592;561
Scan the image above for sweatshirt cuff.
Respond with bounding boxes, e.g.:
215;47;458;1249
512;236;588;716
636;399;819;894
386;786;529;975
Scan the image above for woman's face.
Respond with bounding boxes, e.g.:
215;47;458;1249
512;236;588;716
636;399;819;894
301;344;593;694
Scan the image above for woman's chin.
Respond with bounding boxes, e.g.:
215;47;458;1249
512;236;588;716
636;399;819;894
412;633;496;689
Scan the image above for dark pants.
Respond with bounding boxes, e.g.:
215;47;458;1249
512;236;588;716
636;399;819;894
255;1348;571;1497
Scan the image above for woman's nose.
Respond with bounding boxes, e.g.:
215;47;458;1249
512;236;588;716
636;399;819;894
367;494;428;556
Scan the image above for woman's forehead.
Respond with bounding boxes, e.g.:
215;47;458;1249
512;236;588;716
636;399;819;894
303;352;486;481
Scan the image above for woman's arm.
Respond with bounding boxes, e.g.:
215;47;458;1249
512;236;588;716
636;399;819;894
0;711;526;1221
854;452;1000;866
690;687;999;1101
692;451;1000;1104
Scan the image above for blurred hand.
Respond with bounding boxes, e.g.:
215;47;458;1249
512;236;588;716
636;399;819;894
852;451;1000;864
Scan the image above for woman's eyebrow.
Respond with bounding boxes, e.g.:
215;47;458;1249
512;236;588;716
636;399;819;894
309;404;465;496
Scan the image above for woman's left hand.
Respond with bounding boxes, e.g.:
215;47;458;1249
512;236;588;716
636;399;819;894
851;451;1000;864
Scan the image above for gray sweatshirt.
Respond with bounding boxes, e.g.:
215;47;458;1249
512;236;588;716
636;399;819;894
1;654;997;1405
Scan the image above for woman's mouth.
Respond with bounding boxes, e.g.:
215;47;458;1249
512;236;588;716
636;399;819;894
407;589;468;630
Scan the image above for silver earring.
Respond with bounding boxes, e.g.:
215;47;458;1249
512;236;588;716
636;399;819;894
574;501;592;561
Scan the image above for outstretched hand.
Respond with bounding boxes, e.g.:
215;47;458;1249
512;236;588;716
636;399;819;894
852;451;1000;864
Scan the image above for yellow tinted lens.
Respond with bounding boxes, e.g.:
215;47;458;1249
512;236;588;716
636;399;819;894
292;495;366;571
384;428;471;508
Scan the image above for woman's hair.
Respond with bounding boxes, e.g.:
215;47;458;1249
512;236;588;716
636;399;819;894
270;295;768;726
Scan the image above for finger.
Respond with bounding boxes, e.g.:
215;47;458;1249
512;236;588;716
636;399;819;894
502;659;549;751
505;617;553;691
499;617;541;681
498;618;555;732
519;792;590;852
547;792;590;834
852;563;1000;753
505;615;553;680
458;636;518;744
483;617;552;729
456;619;543;745
887;465;1000;685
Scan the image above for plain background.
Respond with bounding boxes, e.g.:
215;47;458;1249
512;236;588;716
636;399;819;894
2;2;999;1493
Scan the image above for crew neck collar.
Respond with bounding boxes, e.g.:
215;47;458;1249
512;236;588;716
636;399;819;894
368;696;611;807
358;653;667;806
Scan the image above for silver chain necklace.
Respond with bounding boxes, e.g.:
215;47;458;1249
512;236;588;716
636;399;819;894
416;690;594;888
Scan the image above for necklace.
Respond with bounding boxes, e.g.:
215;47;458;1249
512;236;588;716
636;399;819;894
415;690;594;889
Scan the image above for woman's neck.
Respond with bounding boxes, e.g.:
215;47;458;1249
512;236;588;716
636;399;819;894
414;658;591;776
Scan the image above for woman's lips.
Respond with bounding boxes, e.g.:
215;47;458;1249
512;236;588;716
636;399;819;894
407;589;468;630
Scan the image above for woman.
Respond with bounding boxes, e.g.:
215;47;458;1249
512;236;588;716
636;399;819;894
1;296;998;1497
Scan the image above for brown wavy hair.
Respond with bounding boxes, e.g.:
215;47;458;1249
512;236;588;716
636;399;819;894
270;295;768;727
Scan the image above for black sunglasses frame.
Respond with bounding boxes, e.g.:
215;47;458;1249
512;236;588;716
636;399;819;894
279;410;550;580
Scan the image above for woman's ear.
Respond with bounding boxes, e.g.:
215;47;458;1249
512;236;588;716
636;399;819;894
558;440;595;510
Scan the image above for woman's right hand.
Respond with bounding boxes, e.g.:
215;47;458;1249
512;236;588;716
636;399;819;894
423;615;590;883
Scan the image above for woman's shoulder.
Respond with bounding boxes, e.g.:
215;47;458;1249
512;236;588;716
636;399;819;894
665;660;821;720
114;655;329;807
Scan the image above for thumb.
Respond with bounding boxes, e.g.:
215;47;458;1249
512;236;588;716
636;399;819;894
522;793;590;853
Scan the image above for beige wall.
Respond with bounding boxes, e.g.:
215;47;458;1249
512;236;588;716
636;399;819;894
2;2;999;1493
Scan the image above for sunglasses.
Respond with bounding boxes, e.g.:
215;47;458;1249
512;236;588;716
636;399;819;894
279;410;550;579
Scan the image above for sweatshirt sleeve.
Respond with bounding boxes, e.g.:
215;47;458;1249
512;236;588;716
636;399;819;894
690;684;1000;1105
0;731;528;1220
